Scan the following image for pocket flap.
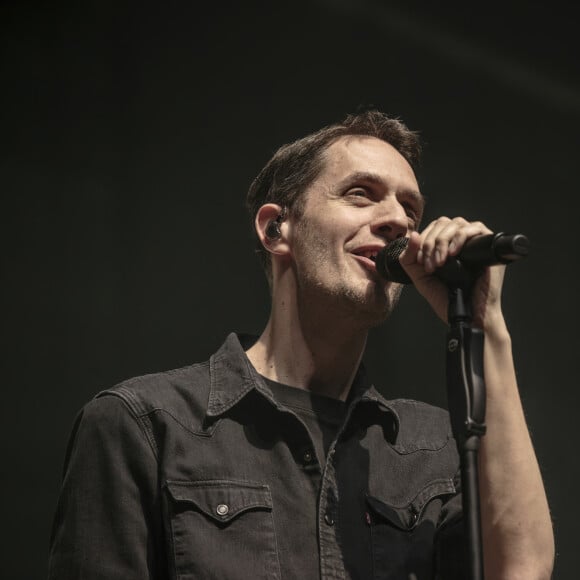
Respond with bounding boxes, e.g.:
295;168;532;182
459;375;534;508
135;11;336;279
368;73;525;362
366;478;456;531
166;480;272;523
366;495;413;531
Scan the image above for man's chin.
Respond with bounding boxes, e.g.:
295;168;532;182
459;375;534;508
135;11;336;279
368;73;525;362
361;300;395;327
341;281;402;326
372;282;403;321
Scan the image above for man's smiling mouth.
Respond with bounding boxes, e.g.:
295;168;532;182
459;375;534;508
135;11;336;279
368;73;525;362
352;247;383;263
351;248;385;274
357;250;378;262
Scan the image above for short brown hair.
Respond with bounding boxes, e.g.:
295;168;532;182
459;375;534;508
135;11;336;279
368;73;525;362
246;109;422;280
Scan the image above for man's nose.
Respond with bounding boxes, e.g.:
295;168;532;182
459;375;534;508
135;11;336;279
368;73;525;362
369;199;409;241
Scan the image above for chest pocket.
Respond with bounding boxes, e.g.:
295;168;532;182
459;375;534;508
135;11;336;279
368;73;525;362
166;480;281;580
366;478;456;580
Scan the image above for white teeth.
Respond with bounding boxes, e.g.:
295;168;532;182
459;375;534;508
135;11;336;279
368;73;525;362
354;249;380;261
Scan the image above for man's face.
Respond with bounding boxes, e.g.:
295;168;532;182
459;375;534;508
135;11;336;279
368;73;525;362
289;135;424;323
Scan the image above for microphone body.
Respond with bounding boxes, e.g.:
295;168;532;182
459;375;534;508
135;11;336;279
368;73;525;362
376;233;529;285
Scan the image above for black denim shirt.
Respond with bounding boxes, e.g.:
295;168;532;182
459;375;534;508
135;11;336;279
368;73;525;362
48;333;465;579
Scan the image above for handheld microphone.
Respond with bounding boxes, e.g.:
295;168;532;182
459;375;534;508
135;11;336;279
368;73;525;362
376;232;530;285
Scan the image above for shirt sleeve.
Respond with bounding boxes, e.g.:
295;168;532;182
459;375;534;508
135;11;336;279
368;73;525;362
48;394;164;580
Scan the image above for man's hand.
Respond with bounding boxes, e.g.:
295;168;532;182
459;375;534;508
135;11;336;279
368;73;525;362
399;216;505;329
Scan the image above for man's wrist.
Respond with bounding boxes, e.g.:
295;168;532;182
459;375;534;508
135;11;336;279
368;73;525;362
480;310;511;344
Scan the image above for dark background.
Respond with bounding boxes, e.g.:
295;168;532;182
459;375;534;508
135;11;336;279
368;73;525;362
2;1;579;578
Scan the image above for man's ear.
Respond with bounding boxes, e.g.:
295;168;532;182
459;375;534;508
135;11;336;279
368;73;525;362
255;203;291;256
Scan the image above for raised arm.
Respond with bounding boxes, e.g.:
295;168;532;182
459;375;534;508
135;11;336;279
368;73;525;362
400;217;554;579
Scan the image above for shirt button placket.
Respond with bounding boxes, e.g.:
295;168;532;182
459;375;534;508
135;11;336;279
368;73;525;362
325;486;337;526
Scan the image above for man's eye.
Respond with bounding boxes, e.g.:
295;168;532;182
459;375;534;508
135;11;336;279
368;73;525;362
347;188;369;197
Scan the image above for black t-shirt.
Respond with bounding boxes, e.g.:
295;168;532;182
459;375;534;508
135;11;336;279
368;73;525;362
262;376;348;468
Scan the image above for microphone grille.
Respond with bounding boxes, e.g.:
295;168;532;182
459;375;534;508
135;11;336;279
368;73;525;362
376;237;412;284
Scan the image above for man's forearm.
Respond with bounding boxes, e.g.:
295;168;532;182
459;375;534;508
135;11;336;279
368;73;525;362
478;315;554;579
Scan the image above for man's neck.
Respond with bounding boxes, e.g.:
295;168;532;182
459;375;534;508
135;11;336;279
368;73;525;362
245;290;369;401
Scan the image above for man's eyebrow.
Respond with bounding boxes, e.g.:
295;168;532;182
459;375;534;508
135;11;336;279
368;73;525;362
339;171;425;204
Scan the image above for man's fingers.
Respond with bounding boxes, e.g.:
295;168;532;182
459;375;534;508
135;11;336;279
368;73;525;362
415;217;492;273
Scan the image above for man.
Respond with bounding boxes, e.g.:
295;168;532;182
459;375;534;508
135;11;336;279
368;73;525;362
48;110;554;579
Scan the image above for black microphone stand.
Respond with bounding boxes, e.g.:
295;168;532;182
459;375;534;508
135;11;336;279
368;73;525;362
445;270;486;580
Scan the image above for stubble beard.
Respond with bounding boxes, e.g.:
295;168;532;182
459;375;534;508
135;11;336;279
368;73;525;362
293;228;403;328
340;276;403;327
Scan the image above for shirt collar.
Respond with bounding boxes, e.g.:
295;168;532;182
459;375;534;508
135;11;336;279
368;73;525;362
206;332;400;437
206;333;274;417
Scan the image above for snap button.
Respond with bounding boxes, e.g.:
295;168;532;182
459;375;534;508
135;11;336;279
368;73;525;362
324;512;335;526
303;449;313;463
216;503;229;516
